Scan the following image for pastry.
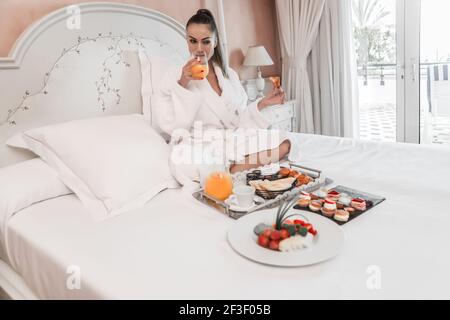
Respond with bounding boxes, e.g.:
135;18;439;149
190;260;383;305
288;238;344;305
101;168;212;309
289;170;300;178
309;200;322;212
351;198;367;211
278;167;291;178
327;190;341;202
297;191;311;208
296;174;311;186
321;199;337;218
334;210;350;222
345;207;356;214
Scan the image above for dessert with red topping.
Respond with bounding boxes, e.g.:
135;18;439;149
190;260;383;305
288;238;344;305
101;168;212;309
351;198;367;211
327;190;341;202
321;199;337;218
297;191;311;208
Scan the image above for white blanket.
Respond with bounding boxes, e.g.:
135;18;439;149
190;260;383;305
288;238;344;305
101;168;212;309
2;133;450;299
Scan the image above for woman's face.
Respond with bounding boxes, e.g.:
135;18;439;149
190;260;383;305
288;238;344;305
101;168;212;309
186;23;216;60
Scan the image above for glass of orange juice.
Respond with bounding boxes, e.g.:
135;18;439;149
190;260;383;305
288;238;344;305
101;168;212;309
204;171;233;201
192;52;209;80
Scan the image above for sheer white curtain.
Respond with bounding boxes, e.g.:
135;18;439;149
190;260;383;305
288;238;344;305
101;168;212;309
309;0;359;137
275;0;326;133
276;0;359;137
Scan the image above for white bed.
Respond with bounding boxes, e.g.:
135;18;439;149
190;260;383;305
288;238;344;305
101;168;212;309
1;3;450;300
2;133;450;299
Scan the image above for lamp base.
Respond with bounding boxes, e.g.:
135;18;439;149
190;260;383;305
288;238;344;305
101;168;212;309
255;68;265;98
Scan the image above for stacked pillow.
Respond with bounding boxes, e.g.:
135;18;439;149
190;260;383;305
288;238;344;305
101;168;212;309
7;114;179;221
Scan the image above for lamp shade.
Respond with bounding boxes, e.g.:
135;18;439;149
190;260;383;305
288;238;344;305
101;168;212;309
243;45;274;66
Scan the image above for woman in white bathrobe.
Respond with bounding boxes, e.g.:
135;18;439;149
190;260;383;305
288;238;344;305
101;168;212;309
153;9;293;187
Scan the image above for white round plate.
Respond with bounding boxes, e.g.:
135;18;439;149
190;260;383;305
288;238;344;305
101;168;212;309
227;209;345;267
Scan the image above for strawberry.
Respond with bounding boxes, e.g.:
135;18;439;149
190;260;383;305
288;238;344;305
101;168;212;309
270;230;281;241
280;229;290;240
269;240;280;251
258;235;270;248
262;229;272;238
304;223;313;231
309;229;318;236
294;219;306;226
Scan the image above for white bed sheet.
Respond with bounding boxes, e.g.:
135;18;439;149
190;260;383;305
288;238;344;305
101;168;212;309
3;133;450;299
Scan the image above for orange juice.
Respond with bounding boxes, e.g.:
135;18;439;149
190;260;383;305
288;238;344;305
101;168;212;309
192;63;209;80
270;76;281;89
204;171;233;201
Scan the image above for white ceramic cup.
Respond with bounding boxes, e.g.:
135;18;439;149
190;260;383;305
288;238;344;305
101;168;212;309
233;185;255;207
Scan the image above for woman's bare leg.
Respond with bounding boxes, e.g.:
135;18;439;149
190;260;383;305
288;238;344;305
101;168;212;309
229;140;291;174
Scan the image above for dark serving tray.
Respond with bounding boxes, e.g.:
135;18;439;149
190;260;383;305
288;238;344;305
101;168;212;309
293;185;386;225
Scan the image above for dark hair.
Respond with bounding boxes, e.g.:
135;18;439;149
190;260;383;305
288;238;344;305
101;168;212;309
186;9;228;78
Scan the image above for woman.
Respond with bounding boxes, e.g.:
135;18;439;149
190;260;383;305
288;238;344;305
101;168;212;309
153;9;295;189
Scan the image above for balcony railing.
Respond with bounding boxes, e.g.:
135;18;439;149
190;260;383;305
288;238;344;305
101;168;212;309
357;62;450;85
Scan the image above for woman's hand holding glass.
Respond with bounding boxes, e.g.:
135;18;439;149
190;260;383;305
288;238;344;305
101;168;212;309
178;53;209;89
257;86;286;110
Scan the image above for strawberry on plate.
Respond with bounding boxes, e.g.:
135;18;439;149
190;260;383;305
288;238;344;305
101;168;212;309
280;229;291;240
258;235;270;248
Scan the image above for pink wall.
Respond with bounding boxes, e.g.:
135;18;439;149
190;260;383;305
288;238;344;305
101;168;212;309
224;0;281;79
0;0;280;79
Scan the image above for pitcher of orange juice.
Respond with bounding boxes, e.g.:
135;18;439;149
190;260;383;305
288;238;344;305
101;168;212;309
192;52;209;80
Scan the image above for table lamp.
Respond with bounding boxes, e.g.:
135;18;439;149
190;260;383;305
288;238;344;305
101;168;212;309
243;45;274;98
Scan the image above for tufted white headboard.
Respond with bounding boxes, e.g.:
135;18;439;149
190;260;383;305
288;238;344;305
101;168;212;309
0;2;190;167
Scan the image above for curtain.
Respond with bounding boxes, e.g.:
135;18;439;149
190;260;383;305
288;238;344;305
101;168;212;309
308;0;359;138
275;0;326;133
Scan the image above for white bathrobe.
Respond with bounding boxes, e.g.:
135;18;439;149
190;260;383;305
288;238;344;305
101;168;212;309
152;63;291;189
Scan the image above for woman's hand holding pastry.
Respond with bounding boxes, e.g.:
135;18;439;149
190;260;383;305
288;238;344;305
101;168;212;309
178;58;199;88
257;87;286;110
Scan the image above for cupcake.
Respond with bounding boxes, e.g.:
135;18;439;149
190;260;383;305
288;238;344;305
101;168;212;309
321;199;337;218
297;191;311;208
309;200;322;212
334;210;350;222
327;190;341;202
351;198;367;211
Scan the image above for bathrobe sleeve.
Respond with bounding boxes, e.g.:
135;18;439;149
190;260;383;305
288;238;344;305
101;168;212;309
152;66;202;136
227;68;272;130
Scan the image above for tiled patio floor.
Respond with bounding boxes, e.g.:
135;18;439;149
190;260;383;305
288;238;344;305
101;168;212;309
359;105;450;145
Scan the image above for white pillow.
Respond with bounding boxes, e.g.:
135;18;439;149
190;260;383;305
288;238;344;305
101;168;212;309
7;114;179;221
0;158;72;261
138;51;178;141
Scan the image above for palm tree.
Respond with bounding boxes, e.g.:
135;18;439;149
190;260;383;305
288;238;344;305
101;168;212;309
353;0;390;29
352;0;395;66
